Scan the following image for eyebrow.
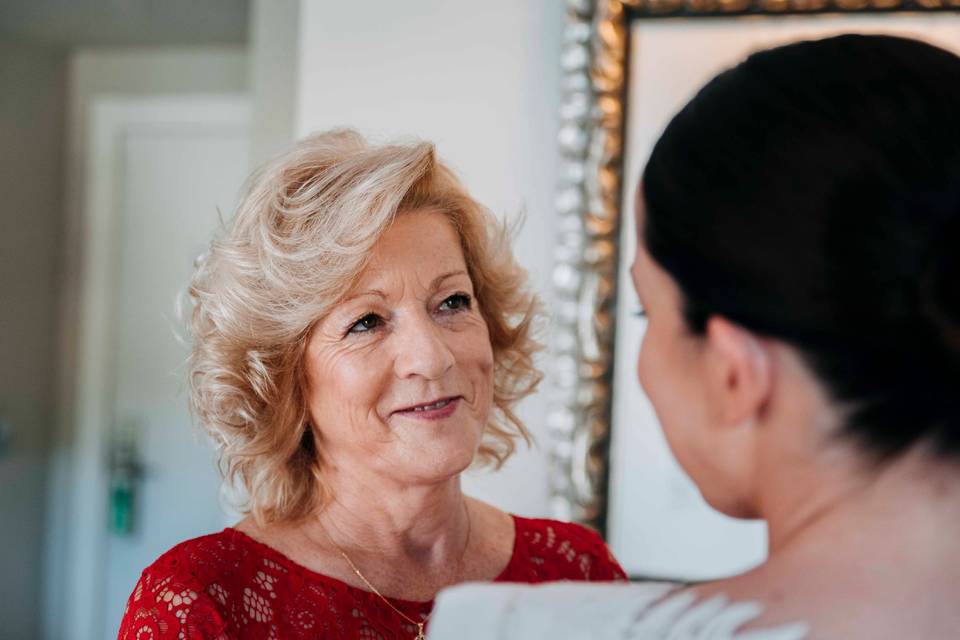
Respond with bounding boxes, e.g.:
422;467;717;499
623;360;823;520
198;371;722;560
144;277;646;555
338;288;387;305
338;270;469;306
430;269;469;290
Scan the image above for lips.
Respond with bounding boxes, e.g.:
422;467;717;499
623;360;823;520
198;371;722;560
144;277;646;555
391;396;462;418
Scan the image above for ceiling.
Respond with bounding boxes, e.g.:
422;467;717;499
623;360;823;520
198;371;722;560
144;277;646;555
0;0;249;47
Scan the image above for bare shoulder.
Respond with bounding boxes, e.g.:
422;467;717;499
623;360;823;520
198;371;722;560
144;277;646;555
465;499;604;544
232;514;342;574
232;515;304;559
232;515;267;543
689;564;960;639
464;497;516;578
232;515;280;554
465;496;514;537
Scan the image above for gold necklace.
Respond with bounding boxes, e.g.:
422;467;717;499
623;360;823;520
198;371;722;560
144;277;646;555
321;504;472;640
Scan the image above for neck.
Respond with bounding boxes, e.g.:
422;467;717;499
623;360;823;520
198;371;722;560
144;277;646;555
761;444;960;560
306;464;470;567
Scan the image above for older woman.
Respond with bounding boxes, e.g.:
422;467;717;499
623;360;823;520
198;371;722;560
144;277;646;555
430;34;960;639
117;130;625;639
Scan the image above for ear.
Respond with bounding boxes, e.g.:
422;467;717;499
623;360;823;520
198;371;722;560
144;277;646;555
702;316;773;429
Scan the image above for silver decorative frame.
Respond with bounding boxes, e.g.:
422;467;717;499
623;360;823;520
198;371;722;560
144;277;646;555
548;0;959;536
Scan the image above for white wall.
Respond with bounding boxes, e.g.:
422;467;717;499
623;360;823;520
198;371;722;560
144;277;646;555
296;0;565;516
249;0;300;163
0;44;66;640
43;47;248;640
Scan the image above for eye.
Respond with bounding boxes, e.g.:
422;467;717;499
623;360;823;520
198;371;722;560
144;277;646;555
347;313;383;335
633;307;647;319
439;293;471;313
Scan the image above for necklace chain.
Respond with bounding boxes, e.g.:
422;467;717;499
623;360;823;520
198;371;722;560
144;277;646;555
319;503;472;640
338;550;428;639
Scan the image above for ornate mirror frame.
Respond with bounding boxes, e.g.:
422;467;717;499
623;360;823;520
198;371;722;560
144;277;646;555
547;0;959;536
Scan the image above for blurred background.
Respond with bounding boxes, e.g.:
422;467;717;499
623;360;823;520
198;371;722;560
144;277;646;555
0;1;563;638
5;1;959;638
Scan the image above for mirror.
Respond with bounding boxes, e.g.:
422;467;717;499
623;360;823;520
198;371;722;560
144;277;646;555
548;0;960;580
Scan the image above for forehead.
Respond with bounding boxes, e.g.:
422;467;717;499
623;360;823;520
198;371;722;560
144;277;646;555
355;209;467;287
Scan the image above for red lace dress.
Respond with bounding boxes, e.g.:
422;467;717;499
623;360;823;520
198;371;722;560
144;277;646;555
117;516;626;639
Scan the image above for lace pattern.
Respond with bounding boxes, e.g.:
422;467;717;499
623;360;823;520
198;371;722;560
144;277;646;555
117;516;627;639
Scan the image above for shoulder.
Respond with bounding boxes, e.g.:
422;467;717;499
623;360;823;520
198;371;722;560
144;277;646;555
515;516;607;549
118;529;263;639
626;586;811;640
513;517;617;560
507;516;628;582
119;531;243;639
141;529;253;586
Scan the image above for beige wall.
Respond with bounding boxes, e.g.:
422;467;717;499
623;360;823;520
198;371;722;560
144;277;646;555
248;0;299;164
0;44;67;640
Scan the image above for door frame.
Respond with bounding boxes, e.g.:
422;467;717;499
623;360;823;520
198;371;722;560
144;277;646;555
53;94;249;640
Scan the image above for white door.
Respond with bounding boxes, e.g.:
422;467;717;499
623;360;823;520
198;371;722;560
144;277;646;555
64;95;250;640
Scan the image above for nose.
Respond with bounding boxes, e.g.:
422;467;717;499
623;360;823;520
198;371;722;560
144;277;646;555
392;312;456;380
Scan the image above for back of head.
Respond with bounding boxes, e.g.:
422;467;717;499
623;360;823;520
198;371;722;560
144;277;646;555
642;34;960;459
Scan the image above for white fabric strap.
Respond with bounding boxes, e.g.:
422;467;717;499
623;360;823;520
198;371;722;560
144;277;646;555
428;582;810;640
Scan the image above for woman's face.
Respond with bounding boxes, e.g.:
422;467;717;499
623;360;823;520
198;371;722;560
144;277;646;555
304;209;494;487
630;197;740;512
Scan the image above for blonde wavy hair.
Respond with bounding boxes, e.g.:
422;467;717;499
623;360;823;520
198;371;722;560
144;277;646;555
189;129;542;524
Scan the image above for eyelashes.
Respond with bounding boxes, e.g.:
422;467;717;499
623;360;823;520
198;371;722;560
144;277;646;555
346;313;383;335
439;293;472;312
343;292;473;337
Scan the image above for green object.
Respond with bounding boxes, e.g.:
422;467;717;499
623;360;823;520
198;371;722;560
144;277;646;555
109;473;134;536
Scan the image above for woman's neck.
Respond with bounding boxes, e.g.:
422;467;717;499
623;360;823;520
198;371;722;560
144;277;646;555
700;446;960;638
762;444;960;561
305;466;471;568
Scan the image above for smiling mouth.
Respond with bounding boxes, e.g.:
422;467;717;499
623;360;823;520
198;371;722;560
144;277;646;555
411;398;453;411
392;396;462;418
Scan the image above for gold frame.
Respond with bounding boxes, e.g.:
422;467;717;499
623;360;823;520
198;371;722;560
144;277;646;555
547;0;959;535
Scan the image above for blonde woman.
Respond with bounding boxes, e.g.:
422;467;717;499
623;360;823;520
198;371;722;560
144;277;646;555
117;130;625;640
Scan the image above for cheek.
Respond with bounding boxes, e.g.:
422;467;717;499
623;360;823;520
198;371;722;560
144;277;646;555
476;337;495;380
637;322;687;441
636;323;710;482
306;346;388;425
451;322;495;412
637;323;663;401
455;316;494;372
468;333;495;396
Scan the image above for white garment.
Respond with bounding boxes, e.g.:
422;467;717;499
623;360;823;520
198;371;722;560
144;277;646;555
428;581;810;640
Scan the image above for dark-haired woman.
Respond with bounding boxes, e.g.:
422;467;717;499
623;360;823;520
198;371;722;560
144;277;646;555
429;34;960;639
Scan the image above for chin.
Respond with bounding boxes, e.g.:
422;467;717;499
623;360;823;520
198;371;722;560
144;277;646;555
407;460;472;487
408;439;480;483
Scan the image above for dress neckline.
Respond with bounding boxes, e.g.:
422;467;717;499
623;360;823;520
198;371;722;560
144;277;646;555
223;513;523;608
